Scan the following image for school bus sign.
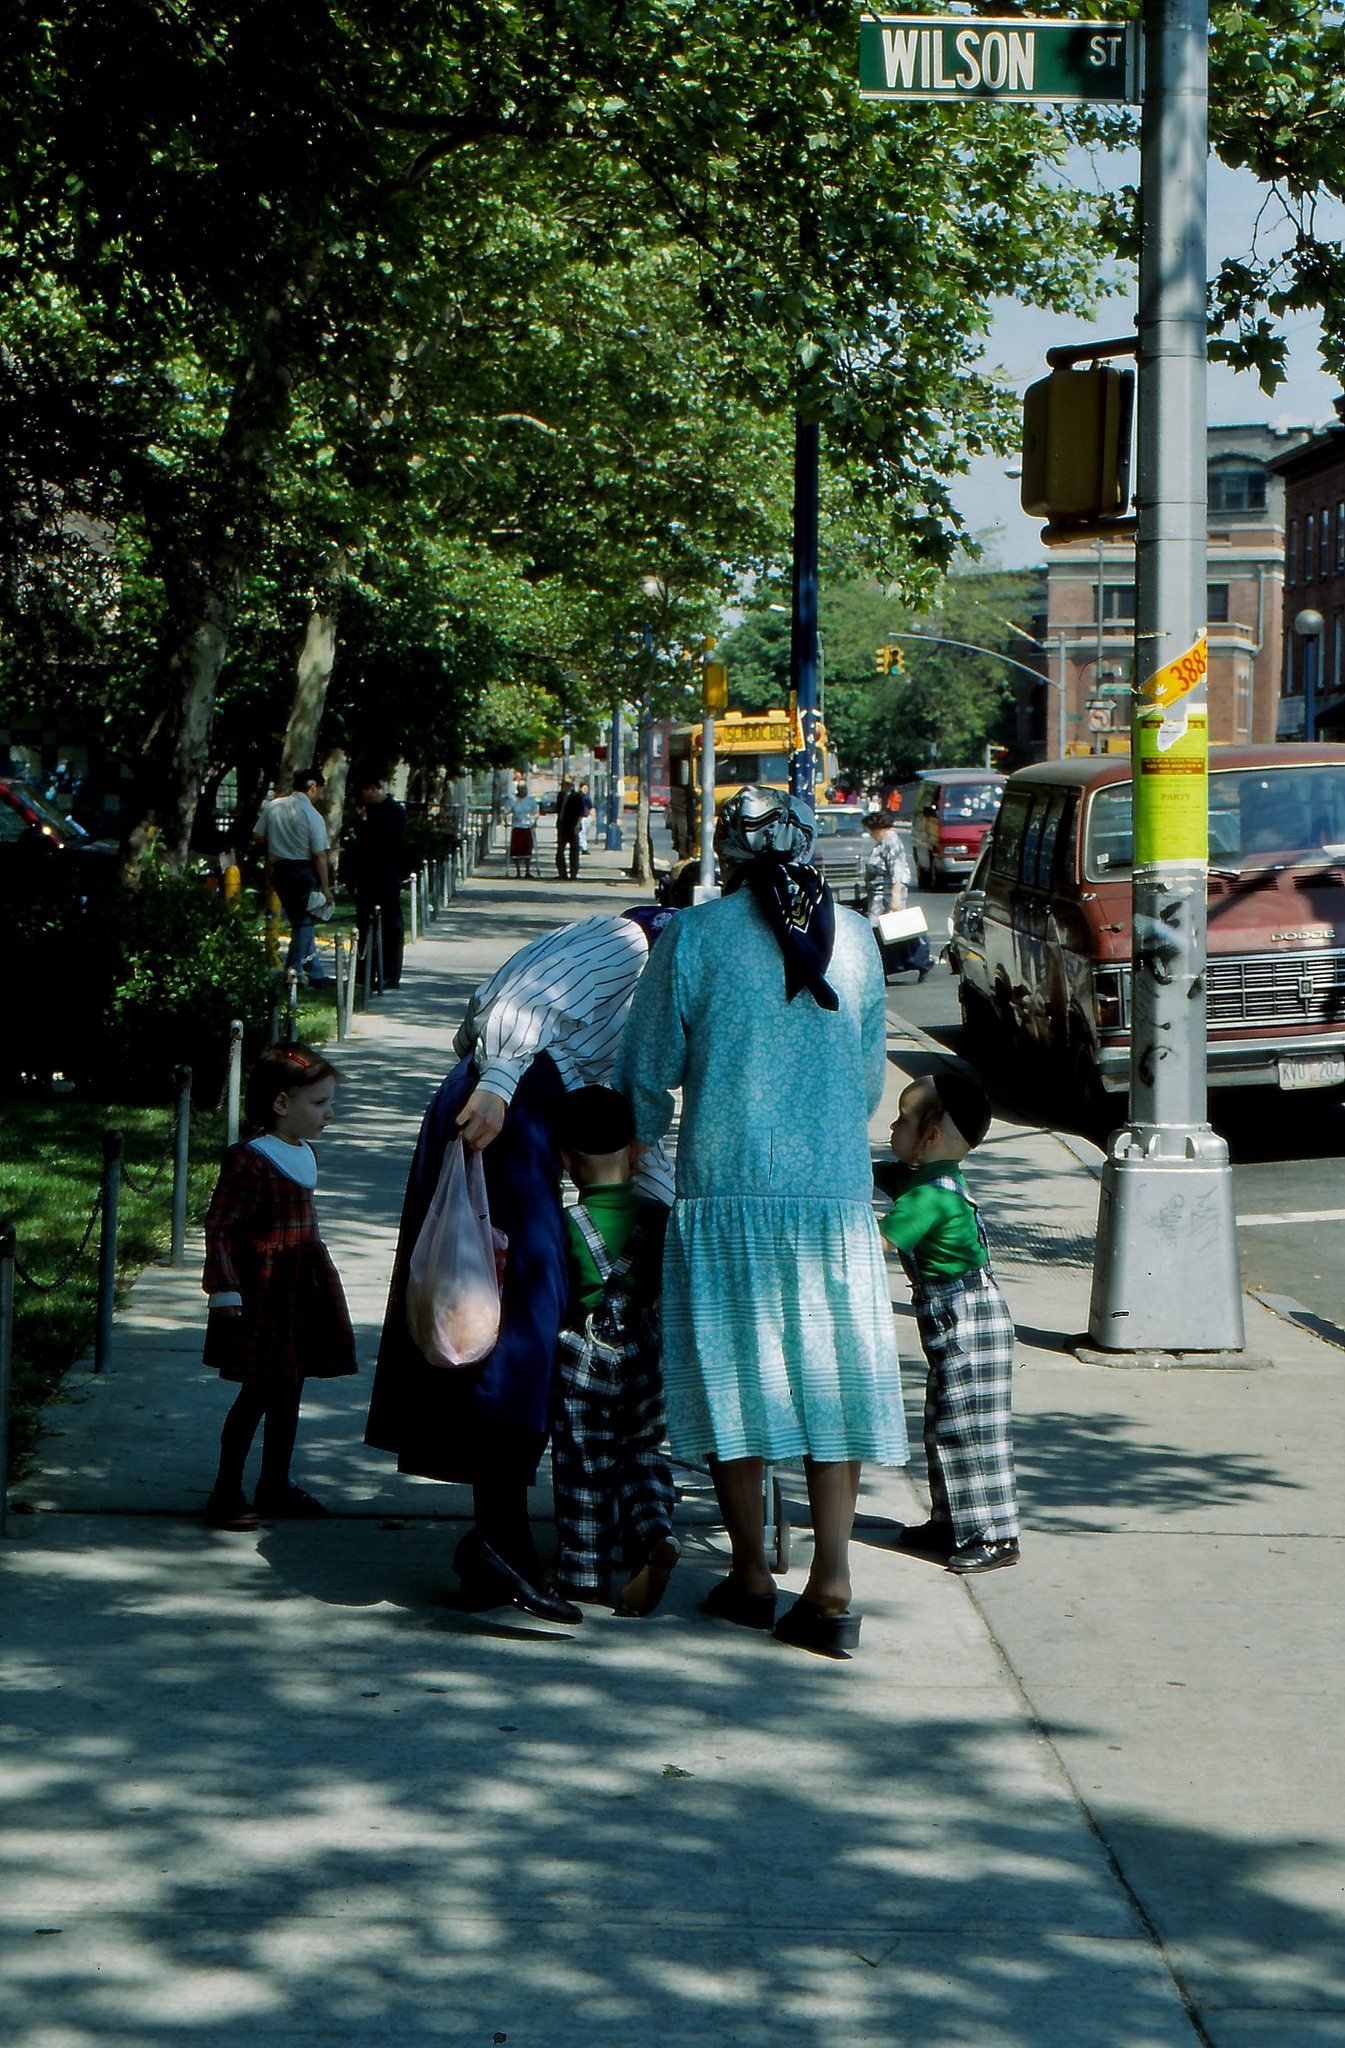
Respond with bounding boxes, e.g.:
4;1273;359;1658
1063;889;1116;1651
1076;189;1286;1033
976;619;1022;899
858;15;1137;102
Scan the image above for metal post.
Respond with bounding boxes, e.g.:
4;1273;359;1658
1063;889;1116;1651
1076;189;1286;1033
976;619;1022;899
95;1131;123;1374
698;711;718;899
343;928;357;1035
373;906;384;996
1057;629;1069;758
606;703;624;850
1296;610;1324;741
1087;0;1245;1358
409;870;419;945
0;1224;13;1536
268;986;280;1046
362;919;373;1009
226;1019;242;1147
170;1066;191;1268
333;934;346;1043
789;417;821;806
285;968;299;1044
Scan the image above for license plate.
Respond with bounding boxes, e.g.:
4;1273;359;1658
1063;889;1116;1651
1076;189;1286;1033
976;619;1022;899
1278;1053;1345;1091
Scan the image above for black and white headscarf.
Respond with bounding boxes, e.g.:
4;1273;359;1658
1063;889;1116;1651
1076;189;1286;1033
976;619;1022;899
715;786;838;1012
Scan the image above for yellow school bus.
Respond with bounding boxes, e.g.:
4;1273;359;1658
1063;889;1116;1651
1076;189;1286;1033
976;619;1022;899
667;710;794;858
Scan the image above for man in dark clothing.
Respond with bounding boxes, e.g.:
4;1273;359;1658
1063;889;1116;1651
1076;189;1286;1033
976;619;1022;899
556;779;586;880
350;772;406;989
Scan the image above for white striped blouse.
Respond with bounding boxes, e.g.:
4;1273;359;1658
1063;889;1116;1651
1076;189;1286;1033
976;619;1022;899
453;914;652;1105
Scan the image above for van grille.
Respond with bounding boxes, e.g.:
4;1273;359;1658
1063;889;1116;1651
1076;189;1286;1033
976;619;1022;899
1206;950;1345;1027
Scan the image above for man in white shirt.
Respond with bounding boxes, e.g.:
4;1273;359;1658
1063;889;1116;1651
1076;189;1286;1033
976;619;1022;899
254;770;335;986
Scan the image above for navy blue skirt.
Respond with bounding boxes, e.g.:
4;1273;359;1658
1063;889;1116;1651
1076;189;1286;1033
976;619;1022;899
365;1054;566;1483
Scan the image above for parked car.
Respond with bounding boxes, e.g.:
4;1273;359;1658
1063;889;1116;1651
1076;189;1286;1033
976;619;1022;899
946;839;993;1010
961;744;1345;1109
813;804;867;906
911;770;1006;889
0;778;118;882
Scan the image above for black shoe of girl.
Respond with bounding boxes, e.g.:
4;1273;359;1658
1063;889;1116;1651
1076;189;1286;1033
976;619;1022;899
204;1489;260;1532
946;1536;1020;1574
253;1483;329;1519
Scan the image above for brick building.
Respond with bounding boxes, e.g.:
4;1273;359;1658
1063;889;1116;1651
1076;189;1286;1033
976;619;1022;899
1030;423;1309;758
1266;406;1345;736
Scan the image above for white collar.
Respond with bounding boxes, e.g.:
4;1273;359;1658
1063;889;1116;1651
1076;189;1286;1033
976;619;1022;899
249;1134;318;1188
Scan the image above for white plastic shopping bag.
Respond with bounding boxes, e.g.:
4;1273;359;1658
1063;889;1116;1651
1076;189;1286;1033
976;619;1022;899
405;1137;508;1367
877;905;928;945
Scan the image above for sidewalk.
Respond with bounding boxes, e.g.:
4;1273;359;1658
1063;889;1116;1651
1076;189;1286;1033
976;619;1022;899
0;850;1337;2046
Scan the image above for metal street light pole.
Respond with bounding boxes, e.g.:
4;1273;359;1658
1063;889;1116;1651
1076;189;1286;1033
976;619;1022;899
789;420;821;805
1295;609;1324;741
1086;0;1246;1358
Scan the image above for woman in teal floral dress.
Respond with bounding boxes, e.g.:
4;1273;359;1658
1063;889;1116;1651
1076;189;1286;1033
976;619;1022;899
614;788;906;1655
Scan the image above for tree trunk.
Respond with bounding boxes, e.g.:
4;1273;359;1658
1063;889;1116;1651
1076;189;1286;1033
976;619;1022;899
317;745;348;873
278;551;346;794
121;572;241;873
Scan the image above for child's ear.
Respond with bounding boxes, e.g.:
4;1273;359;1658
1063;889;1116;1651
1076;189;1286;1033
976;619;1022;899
271;1090;290;1122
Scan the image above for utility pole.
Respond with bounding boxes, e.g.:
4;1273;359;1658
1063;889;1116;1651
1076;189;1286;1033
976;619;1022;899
1086;0;1246;1358
789;420;821;806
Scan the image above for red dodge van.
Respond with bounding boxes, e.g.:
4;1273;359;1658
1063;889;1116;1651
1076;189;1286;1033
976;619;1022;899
964;744;1345;1105
911;770;1006;889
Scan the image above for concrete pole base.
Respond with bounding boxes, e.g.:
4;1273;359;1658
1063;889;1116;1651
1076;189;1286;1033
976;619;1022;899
1087;1129;1247;1352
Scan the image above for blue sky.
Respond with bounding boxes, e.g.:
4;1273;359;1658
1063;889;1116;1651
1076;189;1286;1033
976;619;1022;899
950;153;1345;567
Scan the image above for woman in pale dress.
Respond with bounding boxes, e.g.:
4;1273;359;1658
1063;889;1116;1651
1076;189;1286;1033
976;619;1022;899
615;787;906;1655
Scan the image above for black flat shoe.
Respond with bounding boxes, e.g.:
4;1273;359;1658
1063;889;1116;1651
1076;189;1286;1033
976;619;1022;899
204;1490;259;1532
472;1537;584;1624
253;1484;328;1519
702;1573;777;1631
773;1596;862;1657
946;1536;1020;1575
894;1519;957;1561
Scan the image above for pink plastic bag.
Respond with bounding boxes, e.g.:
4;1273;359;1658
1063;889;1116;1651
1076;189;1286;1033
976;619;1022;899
405;1137;508;1368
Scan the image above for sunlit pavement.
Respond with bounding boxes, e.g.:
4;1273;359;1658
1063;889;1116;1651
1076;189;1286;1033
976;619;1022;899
1;836;1340;2045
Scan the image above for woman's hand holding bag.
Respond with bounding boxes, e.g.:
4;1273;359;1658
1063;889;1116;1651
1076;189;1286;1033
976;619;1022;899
405;1137;508;1367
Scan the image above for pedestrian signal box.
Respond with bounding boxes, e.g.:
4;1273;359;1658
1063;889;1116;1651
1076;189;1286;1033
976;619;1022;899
703;661;728;713
1020;362;1134;539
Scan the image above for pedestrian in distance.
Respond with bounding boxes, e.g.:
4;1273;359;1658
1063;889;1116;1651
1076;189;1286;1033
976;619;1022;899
349;768;407;989
616;785;908;1659
201;1044;358;1531
253;769;334;987
556;777;586;880
508;780;540;878
577;779;594;855
550;1085;680;1617
862;808;931;983
875;1070;1020;1575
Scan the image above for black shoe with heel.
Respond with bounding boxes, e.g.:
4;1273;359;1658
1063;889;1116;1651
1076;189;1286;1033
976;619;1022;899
773;1596;862;1657
454;1529;583;1624
701;1573;777;1631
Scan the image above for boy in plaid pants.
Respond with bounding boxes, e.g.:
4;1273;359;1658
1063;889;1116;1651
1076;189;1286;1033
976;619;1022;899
551;1087;680;1616
875;1069;1020;1575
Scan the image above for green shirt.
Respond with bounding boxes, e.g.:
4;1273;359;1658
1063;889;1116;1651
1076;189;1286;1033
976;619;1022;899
874;1161;988;1283
563;1182;646;1312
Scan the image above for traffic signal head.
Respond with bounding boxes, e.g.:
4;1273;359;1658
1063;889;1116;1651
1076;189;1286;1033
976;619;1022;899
875;646;892;674
1020;363;1134;527
892;647;906;673
703;661;728;713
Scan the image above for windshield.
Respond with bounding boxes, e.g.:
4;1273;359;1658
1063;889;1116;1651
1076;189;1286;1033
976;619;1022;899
815;811;865;837
941;781;1003;822
1085;766;1345;879
716;753;791;787
10;784;88;837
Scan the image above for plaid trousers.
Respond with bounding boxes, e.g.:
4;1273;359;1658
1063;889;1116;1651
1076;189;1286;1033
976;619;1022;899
552;1211;674;1592
912;1265;1019;1546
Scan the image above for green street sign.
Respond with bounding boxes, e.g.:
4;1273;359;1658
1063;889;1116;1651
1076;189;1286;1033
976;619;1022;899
858;15;1137;103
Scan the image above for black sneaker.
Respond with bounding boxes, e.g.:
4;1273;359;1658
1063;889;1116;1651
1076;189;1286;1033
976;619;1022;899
946;1537;1020;1575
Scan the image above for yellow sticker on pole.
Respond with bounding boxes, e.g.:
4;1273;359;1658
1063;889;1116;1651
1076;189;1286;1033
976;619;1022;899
1138;630;1207;713
1135;710;1208;864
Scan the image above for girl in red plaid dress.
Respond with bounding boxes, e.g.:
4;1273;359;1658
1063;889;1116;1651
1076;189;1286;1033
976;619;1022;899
202;1044;357;1530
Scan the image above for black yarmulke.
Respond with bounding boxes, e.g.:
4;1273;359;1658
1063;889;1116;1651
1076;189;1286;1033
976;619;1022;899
934;1069;991;1148
553;1085;636;1155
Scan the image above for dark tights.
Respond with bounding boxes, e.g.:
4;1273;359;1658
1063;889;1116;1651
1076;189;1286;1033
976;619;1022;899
215;1380;303;1499
472;1432;543;1578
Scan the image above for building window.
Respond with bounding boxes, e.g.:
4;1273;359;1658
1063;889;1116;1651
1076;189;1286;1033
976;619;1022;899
1324;510;1333;581
652;732;662;758
1236;661;1251;737
1336;502;1345;574
1207;584;1230;623
1306;512;1316;582
1335;612;1343;693
1207;467;1268;514
1289;518;1298;585
1093;583;1136;620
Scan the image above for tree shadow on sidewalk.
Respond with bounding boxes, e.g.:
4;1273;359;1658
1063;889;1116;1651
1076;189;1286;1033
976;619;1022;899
1;1517;1340;2046
1012;1408;1302;1530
